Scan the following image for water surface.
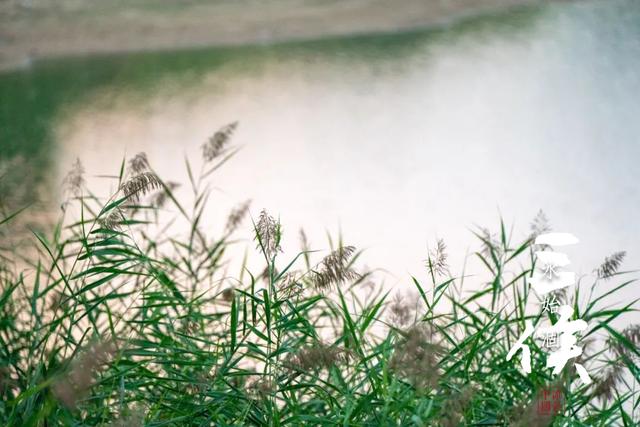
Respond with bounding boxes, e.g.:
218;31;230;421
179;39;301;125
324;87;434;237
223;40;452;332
1;0;639;303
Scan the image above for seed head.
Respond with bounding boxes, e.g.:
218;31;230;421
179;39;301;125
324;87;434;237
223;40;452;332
221;287;235;302
99;208;125;231
202;122;238;162
150;181;180;208
426;238;449;277
389;323;445;391
387;293;415;328
52;340;116;408
109;406;146;427
478;227;501;259
279;272;303;299
440;386;474;427
63;158;85;197
289;343;349;372
226;199;251;233
48;290;69;312
595;251;626;279
120;172;162;201
128;152;150;175
254;209;282;259
530;209;552;239
607;323;640;361
310;246;359;292
247;376;275;398
592;363;625;402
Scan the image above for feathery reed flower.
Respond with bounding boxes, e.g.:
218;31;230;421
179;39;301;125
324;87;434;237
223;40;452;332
127;152;150;175
530;209;552;239
99;208;125;231
478;227;501;258
619;324;640;352
63;158;85;197
426;238;449;277
608;323;640;361
109;406;146;427
52;340;116;408
48;290;69;312
184;320;201;336
150;181;180;208
310;245;359;292
595;251;626;279
221;287;235;302
247;377;275;398
389;323;445;391
120;172;162;201
259;265;279;282
202;122;238;162
440;386;474;427
279;272;303;299
387;293;415;328
592;363;625;402
289;343;349;372
226;199;251;233
254;209;282;259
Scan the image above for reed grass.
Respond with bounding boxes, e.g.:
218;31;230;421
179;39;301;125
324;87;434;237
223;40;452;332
0;126;638;426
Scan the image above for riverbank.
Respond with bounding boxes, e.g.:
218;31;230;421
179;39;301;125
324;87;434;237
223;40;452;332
0;0;552;72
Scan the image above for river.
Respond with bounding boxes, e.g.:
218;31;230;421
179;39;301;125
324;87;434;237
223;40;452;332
0;0;638;303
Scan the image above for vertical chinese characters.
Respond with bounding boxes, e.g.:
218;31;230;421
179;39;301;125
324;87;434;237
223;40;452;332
507;232;591;384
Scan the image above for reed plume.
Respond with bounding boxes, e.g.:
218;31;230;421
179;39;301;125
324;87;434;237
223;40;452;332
52;340;116;409
202;122;238;162
279;272;303;299
150;181;180;208
440;386;474;427
254;209;282;259
247;377;275;398
608;323;640;362
120;171;162;201
226;199;251;233
479;227;501;258
109;407;145;427
99;208;125;230
63;158;85;197
530;209;552;239
310;245;358;292
221;287;235;302
387;293;415;328
289;343;349;372
592;363;625;402
426;238;449;277
595;251;626;279
127;152;150;175
389;323;444;391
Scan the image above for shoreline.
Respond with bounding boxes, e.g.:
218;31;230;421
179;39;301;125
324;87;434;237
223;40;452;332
0;0;551;72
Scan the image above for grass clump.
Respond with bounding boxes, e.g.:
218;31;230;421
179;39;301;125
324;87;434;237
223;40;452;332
0;124;638;426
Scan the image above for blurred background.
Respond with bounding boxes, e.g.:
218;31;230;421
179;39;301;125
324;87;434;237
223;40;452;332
0;0;638;299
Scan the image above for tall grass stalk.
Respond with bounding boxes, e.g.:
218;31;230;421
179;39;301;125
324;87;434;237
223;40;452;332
0;127;638;426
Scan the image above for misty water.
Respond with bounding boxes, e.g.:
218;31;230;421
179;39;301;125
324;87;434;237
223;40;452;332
1;0;639;314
